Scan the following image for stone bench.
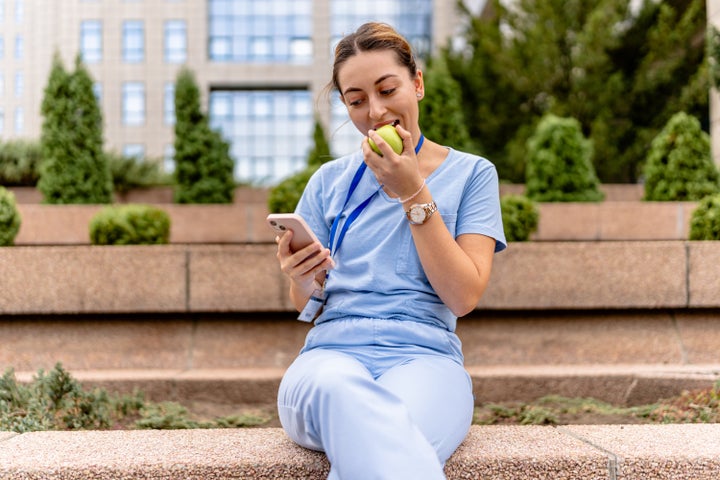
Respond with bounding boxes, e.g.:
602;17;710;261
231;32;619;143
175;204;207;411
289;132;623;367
1;425;719;479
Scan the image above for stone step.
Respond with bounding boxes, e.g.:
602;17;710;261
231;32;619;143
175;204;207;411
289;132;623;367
1;424;719;479
15;364;720;407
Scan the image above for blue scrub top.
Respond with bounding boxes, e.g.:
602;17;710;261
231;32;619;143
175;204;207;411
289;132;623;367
295;148;507;333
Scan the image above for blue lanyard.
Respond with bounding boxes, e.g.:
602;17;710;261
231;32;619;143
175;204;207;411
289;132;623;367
327;133;425;256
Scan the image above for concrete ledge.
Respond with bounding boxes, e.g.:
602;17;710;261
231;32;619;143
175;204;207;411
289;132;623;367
1;425;718;479
13;200;697;245
2;241;719;314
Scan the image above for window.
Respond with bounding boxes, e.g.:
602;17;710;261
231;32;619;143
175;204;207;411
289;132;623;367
164;20;186;63
331;0;433;59
122;20;144;63
14;70;22;97
208;0;312;63
163;82;175;125
92;82;102;104
123;144;145;159
209;89;313;185
14;106;23;133
80;20;102;63
14;0;22;23
122;82;145;125
14;34;22;59
163;144;175;173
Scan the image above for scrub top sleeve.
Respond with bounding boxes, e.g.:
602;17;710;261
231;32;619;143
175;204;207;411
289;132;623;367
295;167;331;248
456;162;507;253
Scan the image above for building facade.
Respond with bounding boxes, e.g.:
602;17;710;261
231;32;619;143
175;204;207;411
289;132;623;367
0;0;464;185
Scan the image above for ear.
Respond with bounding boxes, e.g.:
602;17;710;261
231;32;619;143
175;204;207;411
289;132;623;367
414;70;424;99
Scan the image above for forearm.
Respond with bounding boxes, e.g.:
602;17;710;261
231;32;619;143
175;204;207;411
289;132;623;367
403;193;494;316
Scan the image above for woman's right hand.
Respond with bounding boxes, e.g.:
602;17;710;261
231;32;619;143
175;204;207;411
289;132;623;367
276;230;334;308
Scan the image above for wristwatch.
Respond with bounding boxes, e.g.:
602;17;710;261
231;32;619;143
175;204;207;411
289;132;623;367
406;201;438;225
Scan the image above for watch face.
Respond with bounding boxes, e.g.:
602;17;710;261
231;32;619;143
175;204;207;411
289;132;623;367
409;206;426;224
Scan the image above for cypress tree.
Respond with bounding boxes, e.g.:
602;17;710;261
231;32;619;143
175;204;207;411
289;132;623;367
38;53;112;204
173;67;235;204
419;54;474;152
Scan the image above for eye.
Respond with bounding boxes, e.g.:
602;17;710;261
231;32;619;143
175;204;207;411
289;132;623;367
380;88;396;96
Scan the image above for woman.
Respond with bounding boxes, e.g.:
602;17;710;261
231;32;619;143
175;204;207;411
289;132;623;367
274;22;506;479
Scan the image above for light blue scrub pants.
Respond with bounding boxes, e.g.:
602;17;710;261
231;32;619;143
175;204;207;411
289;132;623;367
277;318;474;480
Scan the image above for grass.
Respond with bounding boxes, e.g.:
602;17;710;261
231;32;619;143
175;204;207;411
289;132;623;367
1;363;718;432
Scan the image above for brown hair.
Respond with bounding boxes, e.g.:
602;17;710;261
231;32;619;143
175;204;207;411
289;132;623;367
330;22;417;94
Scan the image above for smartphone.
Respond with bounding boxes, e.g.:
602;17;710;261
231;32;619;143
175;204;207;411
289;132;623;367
266;213;321;253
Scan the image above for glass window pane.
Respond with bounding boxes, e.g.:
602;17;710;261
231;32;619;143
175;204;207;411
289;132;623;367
164;20;187;63
122;20;144;63
122;82;145;125
207;0;312;64
80;20;102;63
330;0;433;59
208;89;313;185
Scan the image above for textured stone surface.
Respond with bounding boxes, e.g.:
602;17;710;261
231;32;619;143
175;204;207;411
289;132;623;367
674;311;720;363
458;311;682;365
188;245;289;312
482;241;687;309
0;317;193;371
687;242;720;307
445;426;608;479
563;424;720;479
2;425;718;479
0;246;187;314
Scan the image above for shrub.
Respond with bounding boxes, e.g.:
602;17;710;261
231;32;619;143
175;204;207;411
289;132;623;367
643;112;720;201
0;139;42;186
689;193;720;240
89;204;171;245
500;194;539;242
525;114;604;202
0;187;22;246
106;152;173;194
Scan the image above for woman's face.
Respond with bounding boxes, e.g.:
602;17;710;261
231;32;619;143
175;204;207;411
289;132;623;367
337;50;423;139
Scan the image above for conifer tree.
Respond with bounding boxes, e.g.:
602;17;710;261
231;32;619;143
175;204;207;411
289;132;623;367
448;0;707;183
173;67;235;203
419;55;474;152
38;53;112;203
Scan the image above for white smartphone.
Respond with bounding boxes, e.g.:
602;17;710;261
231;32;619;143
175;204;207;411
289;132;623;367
266;213;321;253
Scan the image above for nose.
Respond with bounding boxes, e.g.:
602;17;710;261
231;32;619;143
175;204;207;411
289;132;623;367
368;95;387;122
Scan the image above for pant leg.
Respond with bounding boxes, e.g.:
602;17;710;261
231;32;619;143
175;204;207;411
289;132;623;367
277;348;446;480
376;355;474;464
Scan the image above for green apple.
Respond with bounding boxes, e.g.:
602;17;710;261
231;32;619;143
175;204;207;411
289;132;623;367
369;124;403;156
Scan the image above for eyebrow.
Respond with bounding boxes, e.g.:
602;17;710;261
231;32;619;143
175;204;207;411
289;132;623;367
342;74;399;96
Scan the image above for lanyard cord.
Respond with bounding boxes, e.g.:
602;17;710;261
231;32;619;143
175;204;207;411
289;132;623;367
328;133;425;256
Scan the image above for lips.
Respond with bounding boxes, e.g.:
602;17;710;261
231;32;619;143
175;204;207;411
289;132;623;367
373;119;400;130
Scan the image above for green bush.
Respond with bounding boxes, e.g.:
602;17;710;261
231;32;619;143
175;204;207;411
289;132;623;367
500;194;539;242
106;152;173;194
525;114;604;202
268;166;319;213
89;204;171;245
0;187;21;246
0;139;42;186
643;112;720;201
689;194;720;240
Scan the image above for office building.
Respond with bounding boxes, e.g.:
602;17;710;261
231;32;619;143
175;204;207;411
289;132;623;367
0;0;464;185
